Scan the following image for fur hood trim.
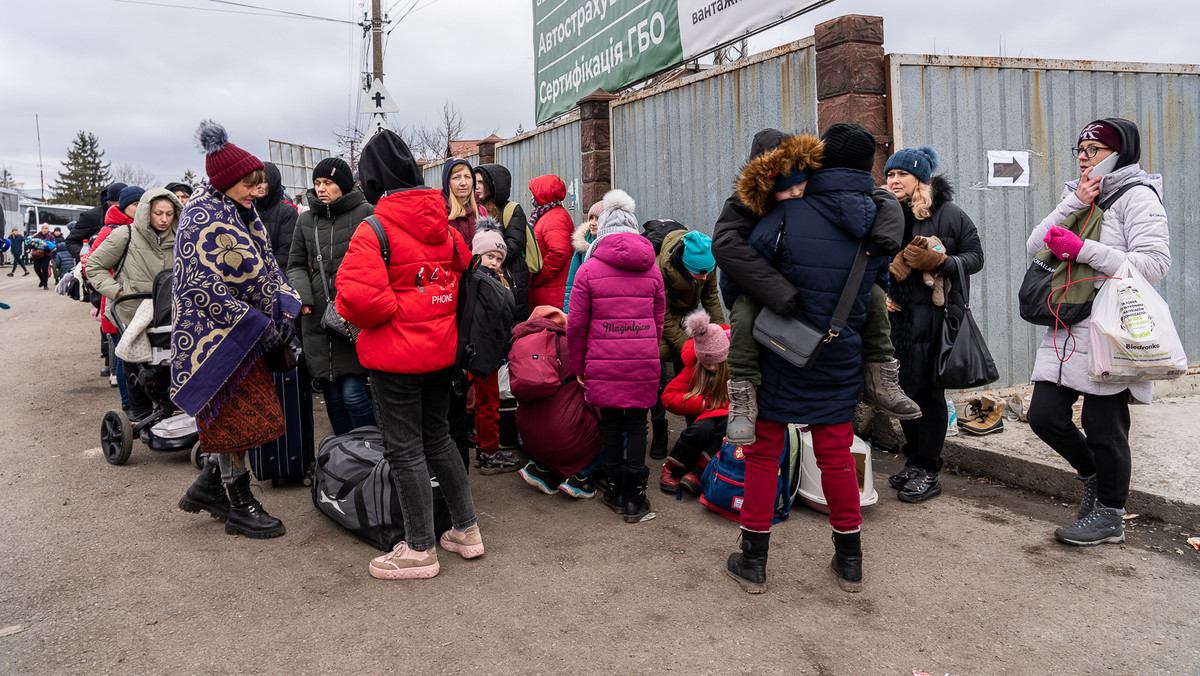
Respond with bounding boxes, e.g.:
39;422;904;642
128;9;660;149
571;223;593;253
930;175;954;212
737;134;824;217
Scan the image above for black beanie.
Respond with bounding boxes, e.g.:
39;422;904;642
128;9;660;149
358;130;424;205
820;123;877;172
105;182;128;203
313;157;354;195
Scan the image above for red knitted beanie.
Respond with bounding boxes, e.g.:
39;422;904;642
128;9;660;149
195;119;264;193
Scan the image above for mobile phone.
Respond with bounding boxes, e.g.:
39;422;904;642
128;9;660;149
1088;151;1120;178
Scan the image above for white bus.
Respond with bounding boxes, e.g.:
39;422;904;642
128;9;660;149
19;201;90;236
0;188;18;235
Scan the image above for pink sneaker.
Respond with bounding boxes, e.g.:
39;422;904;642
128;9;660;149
439;524;485;559
368;542;440;579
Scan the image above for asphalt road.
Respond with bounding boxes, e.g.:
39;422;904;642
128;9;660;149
2;278;1198;675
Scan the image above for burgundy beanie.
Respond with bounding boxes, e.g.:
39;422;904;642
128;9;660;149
684;309;729;365
195;119;264;193
1078;121;1122;153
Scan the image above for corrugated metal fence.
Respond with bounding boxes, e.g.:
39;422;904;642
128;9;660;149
611;38;818;238
888;54;1200;388
496;115;582;224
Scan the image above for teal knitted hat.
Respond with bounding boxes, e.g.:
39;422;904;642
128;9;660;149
680;231;715;274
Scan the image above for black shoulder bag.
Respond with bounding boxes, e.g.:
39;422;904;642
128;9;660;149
935;264;999;389
314;216;390;343
751;214;870;370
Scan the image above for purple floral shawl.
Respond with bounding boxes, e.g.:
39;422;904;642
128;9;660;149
170;182;301;419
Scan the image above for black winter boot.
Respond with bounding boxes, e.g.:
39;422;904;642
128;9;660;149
178;456;231;520
649;420;669;460
830;530;863;593
602;461;624;514
726;528;769;593
224;474;285;538
621;465;651;523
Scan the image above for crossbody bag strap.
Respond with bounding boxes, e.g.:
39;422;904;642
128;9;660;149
824;240;871;343
312;220;335;303
364;216;390;266
455;265;481;370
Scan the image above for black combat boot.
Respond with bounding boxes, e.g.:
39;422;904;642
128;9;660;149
601;461;624;515
621;464;651;523
830;529;863;592
178;456;230;520
726;528;770;594
649;420;669;460
224;473;285;539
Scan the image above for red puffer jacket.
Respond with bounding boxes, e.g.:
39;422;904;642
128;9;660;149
335;188;470;374
661;332;730;422
527;175;574;311
86;206;135;335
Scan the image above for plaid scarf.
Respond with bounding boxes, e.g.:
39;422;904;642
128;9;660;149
170;182;301;420
530;199;563;228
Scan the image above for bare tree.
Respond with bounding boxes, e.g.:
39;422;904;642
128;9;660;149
110;162;157;187
412;99;465;161
712;39;749;65
333;125;365;172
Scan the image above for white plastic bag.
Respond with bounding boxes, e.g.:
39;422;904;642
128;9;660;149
1089;261;1187;382
497;363;512;400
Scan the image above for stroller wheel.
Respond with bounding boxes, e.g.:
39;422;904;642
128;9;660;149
190;443;208;470
101;410;134;465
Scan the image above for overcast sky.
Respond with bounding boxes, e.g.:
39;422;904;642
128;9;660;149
1;0;1196;196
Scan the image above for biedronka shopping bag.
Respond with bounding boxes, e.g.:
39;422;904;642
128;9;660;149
1088;260;1187;383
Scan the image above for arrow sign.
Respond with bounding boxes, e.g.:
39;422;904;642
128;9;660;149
986;150;1031;187
359;80;399;114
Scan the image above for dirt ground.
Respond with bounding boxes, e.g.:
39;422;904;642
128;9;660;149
2;279;1199;675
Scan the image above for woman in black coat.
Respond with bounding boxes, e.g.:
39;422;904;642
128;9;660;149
884;147;984;503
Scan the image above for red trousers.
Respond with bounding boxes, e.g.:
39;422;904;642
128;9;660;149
472;372;501;453
740;419;861;532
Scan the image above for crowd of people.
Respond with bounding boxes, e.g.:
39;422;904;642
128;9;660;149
41;114;1169;592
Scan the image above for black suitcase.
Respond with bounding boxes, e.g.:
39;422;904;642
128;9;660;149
249;349;315;486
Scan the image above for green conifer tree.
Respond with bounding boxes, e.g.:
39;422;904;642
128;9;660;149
49;131;111;205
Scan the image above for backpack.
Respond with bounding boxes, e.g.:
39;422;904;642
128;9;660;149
311;426;451;551
457;262;516;377
699;425;803;524
507;326;568;401
504;201;542;275
641;218;688;256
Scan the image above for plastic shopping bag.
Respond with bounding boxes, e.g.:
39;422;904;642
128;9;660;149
497;363;512;400
1089;261;1187;382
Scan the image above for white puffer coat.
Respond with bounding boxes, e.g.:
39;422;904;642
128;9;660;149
1026;163;1170;403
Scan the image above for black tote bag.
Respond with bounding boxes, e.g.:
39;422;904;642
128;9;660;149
935;265;999;390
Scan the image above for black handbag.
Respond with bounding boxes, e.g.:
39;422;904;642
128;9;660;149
313;220;360;343
752;234;869;371
935;265;999;389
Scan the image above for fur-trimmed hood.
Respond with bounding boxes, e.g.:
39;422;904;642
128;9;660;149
930;175;954;212
737;134;824;217
571;222;594;253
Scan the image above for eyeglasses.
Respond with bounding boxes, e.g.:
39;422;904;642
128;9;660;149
1071;145;1110;159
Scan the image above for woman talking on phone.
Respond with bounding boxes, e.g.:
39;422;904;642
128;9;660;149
1025;118;1169;548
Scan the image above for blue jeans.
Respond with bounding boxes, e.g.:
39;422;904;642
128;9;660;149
371;368;478;551
323;374;376;436
110;335;129;410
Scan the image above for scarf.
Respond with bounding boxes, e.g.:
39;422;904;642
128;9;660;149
170;181;301;420
1034;203;1104;307
530;199;563;228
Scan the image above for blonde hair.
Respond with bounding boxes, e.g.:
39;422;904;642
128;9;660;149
685;360;729;410
447;164;478;221
909;181;933;220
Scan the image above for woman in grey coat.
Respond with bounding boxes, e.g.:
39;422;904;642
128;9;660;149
287;158;377;435
1025;118;1169;547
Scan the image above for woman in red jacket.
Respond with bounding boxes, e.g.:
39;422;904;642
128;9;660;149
336;130;484;580
660;310;730;495
527;175;574;310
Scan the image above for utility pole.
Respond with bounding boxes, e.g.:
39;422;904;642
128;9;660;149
36;114;45;201
371;0;383;83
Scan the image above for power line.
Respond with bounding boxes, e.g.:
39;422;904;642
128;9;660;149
109;0;355;24
203;0;357;24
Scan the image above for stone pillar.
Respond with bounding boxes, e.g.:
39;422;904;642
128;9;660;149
577;89;617;208
477;134;502;166
814;15;889;181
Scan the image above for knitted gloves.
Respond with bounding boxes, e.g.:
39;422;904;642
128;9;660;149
1044;226;1085;261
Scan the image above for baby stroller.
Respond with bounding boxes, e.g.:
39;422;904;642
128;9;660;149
100;269;201;466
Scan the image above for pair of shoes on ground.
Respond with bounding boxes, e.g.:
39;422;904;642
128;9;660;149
475;449;520;475
888;465;942;503
659;461;701;495
368;524;484;580
958;394;1005;436
518;461;596;499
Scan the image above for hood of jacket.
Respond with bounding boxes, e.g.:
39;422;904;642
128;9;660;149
104;205;134;227
737;133;824;217
1099;117;1141;170
749;128;788;161
800;167;878;239
359;129;425;204
571;222;594;253
441;158;475;197
529;175;566;206
511;312;568;341
305;187;368;219
591;232;655;272
374;187;454;247
476;164;512;205
131;188;183;239
255;162;285;211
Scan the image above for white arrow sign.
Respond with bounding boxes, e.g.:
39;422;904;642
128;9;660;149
366;114;388;140
360;80;399;114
